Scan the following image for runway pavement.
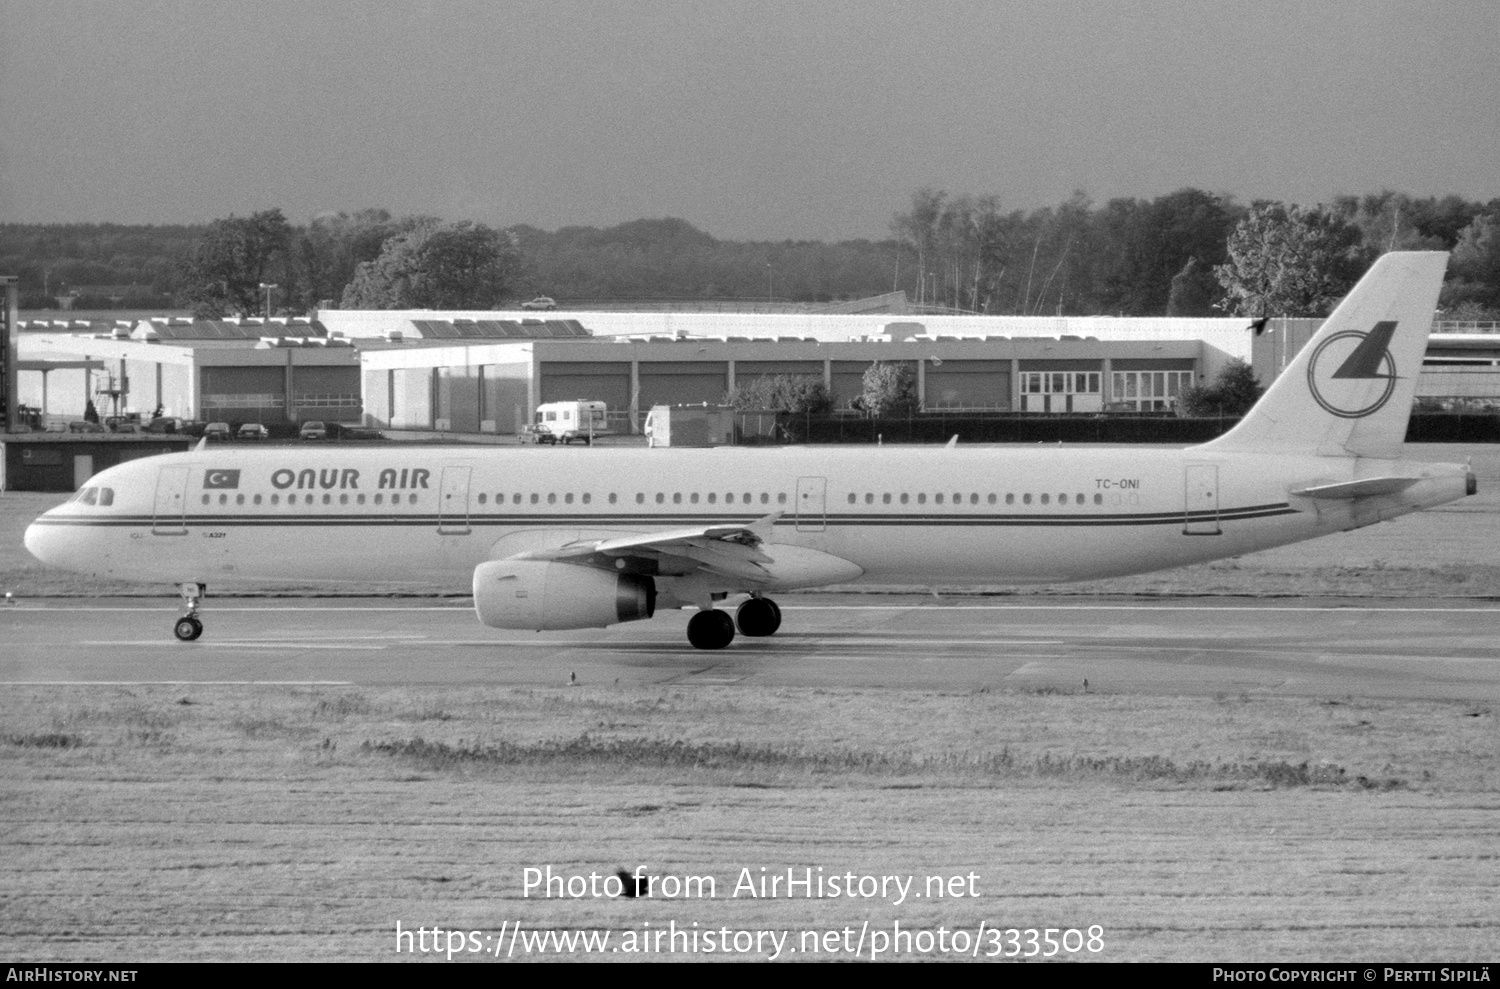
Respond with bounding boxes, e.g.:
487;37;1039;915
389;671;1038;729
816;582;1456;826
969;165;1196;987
3;593;1497;700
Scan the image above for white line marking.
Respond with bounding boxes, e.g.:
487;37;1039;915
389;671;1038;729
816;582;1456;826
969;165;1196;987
80;641;387;650
7;681;354;686
784;604;1500;614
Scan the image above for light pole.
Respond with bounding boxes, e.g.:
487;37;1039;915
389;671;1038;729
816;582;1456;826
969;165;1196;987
258;282;278;319
765;264;773;304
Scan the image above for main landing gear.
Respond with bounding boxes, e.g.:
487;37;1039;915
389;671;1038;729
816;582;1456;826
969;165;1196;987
174;582;205;641
685;596;783;650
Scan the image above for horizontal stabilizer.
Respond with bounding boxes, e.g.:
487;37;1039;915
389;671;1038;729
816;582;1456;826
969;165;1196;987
1291;477;1420;500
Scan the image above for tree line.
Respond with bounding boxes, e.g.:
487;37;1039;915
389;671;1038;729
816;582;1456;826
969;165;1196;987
2;188;1496;318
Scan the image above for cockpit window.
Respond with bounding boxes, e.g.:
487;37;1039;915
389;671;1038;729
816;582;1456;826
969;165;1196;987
98;488;114;507
80;488;98;506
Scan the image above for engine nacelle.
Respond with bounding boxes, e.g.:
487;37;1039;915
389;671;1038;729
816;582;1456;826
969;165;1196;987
473;560;656;630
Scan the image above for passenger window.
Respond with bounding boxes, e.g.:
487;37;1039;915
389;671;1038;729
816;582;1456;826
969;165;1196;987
726;493;735;504
777;493;787;505
477;493;487;505
1023;494;1032;505
900;493;909;505
512;494;521;504
760;493;769;504
323;494;332;505
237;494;245;505
565;493;574;504
582;493;591;505
356;494;365;505
1077;492;1085;504
219;494;228;505
988;493;996;505
847;493;856;505
408;493;417;504
608;493;616;505
673;493;682;504
743;493;752;504
201;494;210;505
865;493;874;504
1059;494;1068;505
656;493;665;504
371;494;380;506
970;493;978;505
690;493;699;504
707;493;716;504
1093;493;1103;505
340;494;348;505
547;493;556;505
882;493;891;504
636;493;645;504
253;494;262;506
918;493;927;505
271;494;280;505
1040;494;1049;505
530;493;539;504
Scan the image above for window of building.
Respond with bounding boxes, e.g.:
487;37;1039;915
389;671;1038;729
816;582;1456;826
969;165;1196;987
1111;369;1195;412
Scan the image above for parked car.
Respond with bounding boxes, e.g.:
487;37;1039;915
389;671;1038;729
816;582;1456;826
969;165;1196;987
67;421;106;434
203;422;232;441
299;420;327;440
110;422;145;434
147;416;186;434
520;296;557;310
237;423;270;441
341;426;385;440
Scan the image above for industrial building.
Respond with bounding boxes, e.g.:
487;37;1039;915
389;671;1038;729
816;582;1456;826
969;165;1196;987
8;305;1499;442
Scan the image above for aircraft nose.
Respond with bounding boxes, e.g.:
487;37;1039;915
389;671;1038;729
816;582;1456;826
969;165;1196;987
24;518;57;566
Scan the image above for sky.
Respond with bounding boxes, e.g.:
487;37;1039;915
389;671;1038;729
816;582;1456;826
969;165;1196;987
2;0;1497;241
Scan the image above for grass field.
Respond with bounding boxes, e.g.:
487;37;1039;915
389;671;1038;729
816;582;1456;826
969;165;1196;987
2;443;1497;962
3;684;1497;962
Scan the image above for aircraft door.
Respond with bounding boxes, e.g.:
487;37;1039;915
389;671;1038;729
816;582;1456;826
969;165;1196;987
438;466;472;534
795;476;827;532
1183;464;1221;535
152;465;190;535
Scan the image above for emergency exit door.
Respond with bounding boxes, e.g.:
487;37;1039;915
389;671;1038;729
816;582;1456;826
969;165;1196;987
153;466;189;535
1183;464;1221;535
438;466;472;534
796;476;827;532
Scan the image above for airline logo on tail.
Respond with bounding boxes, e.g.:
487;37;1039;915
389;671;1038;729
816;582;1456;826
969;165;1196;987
1305;321;1399;419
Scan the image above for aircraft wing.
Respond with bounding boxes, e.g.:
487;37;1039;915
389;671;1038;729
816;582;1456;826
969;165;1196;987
510;513;783;584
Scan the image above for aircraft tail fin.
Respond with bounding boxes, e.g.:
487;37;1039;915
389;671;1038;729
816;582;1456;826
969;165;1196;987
1196;251;1447;459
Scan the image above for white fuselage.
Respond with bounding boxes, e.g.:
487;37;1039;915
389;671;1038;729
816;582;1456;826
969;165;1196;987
23;444;1472;592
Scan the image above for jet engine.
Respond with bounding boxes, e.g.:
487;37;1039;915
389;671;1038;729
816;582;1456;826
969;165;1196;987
472;560;656;630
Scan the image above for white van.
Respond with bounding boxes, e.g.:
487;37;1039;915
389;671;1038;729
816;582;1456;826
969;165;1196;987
528;401;610;445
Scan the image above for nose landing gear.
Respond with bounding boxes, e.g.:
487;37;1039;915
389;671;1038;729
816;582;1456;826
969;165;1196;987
174;582;205;641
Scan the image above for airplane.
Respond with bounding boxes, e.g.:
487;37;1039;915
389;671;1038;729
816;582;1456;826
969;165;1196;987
24;251;1477;650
